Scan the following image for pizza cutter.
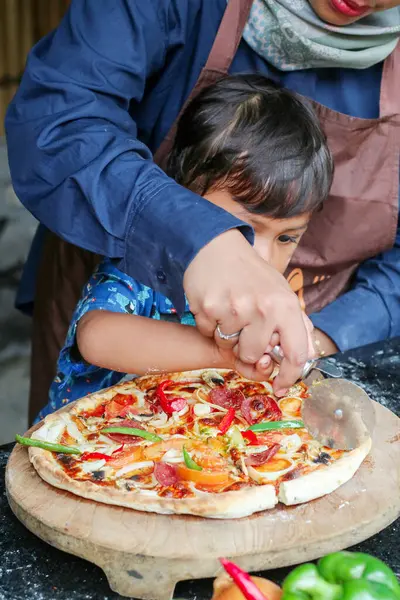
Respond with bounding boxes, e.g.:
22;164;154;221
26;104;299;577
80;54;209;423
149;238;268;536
269;346;375;450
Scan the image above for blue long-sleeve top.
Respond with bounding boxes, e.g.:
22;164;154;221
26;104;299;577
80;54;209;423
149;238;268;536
5;0;400;352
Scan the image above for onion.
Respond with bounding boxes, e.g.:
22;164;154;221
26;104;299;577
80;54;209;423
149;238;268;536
39;421;64;442
242;445;270;455
149;412;168;427
81;459;106;473
62;415;86;443
193;403;211;417
261;381;274;394
212;572;282;600
173;404;189;418
247;459;294;483
194;389;228;412
161;448;184;463
279;434;302;454
115;460;154;478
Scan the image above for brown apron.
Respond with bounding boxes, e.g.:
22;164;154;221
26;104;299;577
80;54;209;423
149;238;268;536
28;0;399;423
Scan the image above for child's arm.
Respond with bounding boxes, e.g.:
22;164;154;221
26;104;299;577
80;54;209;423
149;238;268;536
76;310;235;375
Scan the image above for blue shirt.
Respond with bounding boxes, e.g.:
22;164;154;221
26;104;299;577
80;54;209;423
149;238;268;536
5;0;400;352
37;259;195;422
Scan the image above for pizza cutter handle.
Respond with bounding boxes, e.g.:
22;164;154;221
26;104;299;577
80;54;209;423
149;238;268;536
270;345;316;379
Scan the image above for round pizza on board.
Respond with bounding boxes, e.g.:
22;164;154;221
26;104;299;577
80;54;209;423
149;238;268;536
22;369;371;519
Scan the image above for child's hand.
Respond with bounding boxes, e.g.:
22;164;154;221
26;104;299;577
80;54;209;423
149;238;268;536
216;344;274;382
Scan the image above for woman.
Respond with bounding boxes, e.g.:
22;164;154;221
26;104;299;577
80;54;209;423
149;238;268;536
5;0;400;421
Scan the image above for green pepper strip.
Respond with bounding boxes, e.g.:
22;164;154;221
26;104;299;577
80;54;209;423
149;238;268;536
101;427;162;443
15;434;81;455
183;446;202;471
248;419;304;432
282;551;400;600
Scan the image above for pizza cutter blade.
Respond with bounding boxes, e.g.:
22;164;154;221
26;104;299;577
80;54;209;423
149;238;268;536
301;376;375;450
269;346;375;450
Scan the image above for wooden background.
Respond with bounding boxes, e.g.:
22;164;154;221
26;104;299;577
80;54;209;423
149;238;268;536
1;0;69;134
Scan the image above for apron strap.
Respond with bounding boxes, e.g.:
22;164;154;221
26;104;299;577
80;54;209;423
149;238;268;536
203;0;254;74
153;0;253;167
380;40;400;117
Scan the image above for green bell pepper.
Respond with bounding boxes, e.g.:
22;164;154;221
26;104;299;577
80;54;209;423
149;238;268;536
282;551;400;600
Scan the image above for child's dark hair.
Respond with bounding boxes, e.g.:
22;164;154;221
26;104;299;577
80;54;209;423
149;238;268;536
167;75;334;218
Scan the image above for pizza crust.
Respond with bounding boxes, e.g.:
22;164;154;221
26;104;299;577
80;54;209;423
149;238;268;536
278;437;371;505
28;445;278;518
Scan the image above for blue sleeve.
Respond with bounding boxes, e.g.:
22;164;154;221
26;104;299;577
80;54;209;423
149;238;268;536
311;212;400;352
62;261;155;363
5;0;252;313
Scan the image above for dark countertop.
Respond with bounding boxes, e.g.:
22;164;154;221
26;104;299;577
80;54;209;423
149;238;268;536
1;338;399;599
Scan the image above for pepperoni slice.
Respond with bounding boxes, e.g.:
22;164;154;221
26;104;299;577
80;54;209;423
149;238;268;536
209;387;244;409
105;419;144;444
246;444;281;466
169;398;187;412
241;395;282;425
154;462;178;486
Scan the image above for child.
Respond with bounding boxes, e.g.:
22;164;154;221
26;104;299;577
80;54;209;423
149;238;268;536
37;75;333;422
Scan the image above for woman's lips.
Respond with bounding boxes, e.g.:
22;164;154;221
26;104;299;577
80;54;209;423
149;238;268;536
329;0;370;17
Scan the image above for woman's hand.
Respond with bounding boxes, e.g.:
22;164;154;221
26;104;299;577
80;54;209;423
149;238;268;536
184;229;314;394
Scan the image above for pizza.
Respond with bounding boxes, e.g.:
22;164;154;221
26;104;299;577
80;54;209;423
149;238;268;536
22;369;371;519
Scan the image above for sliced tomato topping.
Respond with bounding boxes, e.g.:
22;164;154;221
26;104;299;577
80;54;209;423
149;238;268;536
176;465;232;488
107;445;144;468
105;394;135;420
191;442;228;470
81;404;105;419
113;393;135;406
143;438;187;460
256;457;292;473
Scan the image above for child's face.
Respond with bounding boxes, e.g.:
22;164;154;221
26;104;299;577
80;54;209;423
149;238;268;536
205;189;311;274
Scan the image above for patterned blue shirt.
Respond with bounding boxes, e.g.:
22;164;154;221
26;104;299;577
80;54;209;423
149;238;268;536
36;259;195;422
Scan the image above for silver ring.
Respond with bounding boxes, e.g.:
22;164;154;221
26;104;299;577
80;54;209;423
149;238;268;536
216;325;242;341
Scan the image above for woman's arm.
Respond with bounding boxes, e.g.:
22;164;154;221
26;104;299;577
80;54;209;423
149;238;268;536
5;0;248;308
77;310;233;375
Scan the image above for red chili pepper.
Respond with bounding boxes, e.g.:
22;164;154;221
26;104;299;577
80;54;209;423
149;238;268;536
112;445;124;454
220;558;269;600
242;430;259;445
218;407;236;435
80;452;113;462
156;380;187;415
156;380;175;414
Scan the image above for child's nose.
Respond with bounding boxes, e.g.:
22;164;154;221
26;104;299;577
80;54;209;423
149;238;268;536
254;238;274;264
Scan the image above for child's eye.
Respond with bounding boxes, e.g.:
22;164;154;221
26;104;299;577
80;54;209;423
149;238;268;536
278;234;298;244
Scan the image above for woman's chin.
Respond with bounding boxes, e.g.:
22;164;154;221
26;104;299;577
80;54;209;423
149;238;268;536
308;0;372;26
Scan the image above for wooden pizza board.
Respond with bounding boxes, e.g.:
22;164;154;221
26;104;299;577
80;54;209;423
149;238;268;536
5;401;400;600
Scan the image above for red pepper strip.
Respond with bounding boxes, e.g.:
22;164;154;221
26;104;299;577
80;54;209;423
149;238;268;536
220;559;269;600
156;380;187;415
218;407;236;435
242;430;259;446
81;445;124;462
80;452;113;462
156;380;175;415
